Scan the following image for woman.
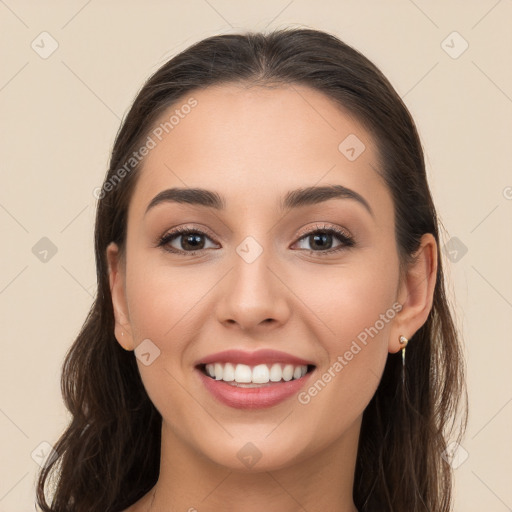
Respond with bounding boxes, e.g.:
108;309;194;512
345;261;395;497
37;28;467;512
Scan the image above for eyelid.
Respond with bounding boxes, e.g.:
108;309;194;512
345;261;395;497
157;223;217;240
294;222;353;242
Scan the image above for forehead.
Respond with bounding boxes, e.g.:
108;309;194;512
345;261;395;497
129;83;389;218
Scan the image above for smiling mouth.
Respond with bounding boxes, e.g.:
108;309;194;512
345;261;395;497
197;362;316;387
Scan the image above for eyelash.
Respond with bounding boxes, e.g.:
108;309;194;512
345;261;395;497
156;224;355;257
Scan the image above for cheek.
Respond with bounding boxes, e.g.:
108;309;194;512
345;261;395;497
125;254;208;344
123;256;209;421
291;245;399;350
291;249;399;431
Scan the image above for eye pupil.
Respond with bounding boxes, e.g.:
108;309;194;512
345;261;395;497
182;233;204;250
310;233;332;250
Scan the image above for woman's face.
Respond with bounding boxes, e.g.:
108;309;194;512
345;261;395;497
109;83;406;471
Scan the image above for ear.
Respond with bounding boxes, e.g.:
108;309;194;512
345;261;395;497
106;242;134;351
389;233;438;353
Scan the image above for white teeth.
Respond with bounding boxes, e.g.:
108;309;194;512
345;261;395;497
234;364;252;383
223;362;235;381
252;364;270;384
214;363;223;381
204;362;309;384
270;363;282;382
282;364;294;381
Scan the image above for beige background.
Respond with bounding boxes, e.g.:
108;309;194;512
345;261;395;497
1;1;511;510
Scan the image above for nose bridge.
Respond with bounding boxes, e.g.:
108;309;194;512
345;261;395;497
216;233;290;329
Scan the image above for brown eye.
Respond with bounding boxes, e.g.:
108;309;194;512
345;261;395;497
306;232;335;250
294;225;355;255
178;232;206;251
158;228;219;254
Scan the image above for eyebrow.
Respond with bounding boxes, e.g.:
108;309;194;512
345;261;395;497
144;184;374;217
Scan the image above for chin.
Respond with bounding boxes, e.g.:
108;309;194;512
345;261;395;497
192;428;317;473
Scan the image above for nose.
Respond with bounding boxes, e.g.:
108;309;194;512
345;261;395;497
215;244;292;332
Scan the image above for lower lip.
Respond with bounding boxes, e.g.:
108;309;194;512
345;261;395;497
196;368;314;409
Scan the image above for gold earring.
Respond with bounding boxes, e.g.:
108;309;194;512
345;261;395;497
399;335;408;366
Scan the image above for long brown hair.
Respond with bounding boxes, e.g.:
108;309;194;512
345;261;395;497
36;28;467;512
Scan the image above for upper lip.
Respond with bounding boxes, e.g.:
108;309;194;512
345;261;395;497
195;349;315;367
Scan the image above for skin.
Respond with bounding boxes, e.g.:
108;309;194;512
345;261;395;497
107;83;437;512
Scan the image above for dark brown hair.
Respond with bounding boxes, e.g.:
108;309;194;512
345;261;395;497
36;28;467;512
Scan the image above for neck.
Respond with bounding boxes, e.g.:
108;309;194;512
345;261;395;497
142;418;361;512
